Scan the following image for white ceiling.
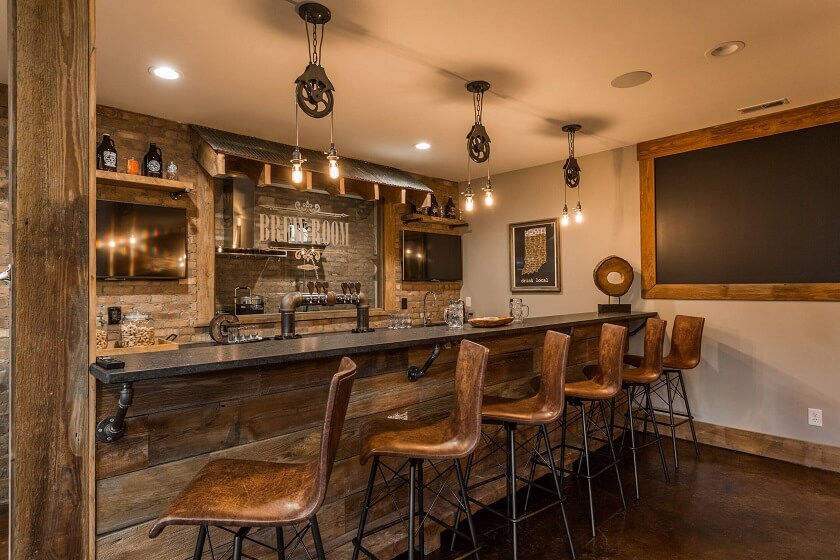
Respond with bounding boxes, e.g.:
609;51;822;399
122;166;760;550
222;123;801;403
2;1;840;180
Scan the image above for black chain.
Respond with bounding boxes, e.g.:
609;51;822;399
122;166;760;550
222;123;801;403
474;90;483;124
568;127;575;157
311;22;318;64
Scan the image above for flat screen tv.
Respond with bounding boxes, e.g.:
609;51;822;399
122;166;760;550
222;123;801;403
96;200;188;280
402;231;463;282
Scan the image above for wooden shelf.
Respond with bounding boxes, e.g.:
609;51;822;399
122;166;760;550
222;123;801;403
400;214;468;229
95;170;193;194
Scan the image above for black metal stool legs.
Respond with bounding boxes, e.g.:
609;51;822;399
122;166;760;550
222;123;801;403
559;399;626;538
650;369;701;470
354;455;480;560
352;456;380;560
676;370;702;457
310;516;326;560
275;527;285;560
193;525;207;560
539;424;575;559
231;527;250;560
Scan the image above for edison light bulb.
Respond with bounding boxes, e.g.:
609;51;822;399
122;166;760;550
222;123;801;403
292;164;303;184
465;195;474;212
484;189;493;206
561;205;569;226
575;203;583;223
329;160;340;179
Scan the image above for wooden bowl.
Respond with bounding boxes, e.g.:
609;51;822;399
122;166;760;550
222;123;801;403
468;316;514;328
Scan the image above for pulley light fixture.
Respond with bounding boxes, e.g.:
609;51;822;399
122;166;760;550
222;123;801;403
291;2;339;183
462;80;494;212
561;124;582;226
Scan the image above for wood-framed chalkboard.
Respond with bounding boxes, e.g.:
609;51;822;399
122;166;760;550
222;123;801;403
637;98;840;301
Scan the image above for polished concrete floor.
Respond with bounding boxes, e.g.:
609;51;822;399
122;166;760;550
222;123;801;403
430;438;840;560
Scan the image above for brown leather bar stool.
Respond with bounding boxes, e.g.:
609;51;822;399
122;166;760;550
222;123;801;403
626;315;705;469
149;358;357;560
558;323;627;538
459;330;575;559
352;340;489;560
613;318;670;499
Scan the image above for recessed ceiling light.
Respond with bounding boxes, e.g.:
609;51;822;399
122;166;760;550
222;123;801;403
706;41;746;58
149;66;182;80
414;142;431;150
610;71;653;89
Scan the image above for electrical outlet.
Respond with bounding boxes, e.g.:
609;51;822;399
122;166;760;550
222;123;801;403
808;408;823;427
465;296;472;307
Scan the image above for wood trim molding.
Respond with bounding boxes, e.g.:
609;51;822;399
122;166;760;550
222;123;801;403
637;97;840;301
662;416;840;474
637;97;840;160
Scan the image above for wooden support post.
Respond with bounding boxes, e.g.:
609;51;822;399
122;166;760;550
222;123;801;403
9;0;95;558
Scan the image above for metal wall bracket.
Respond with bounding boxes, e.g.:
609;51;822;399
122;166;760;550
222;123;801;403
407;343;442;382
169;189;190;200
96;382;133;443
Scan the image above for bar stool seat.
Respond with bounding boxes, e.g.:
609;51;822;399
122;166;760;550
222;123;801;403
150;358;357;560
360;417;473;461
150;459;324;530
567;373;619;400
353;340;489;560
481;394;559;424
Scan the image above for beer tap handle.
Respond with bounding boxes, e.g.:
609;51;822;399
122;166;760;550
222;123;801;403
355;282;362;295
316;281;323;294
341;282;348;295
322;281;329;292
307;281;314;294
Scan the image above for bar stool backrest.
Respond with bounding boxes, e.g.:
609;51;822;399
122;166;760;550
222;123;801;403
665;315;705;370
315;357;357;510
451;340;490;456
590;323;627;394
537;330;571;420
639;318;667;375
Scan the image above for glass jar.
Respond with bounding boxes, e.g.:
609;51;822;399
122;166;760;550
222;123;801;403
95;313;108;351
119;311;155;347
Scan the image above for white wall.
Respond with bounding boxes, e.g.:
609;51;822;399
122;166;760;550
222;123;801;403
461;145;840;447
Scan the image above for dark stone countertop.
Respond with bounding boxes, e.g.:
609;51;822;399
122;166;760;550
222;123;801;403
90;311;656;384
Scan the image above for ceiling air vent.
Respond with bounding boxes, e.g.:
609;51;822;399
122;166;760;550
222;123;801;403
737;98;790;114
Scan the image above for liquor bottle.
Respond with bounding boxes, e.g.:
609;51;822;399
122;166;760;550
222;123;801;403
429;195;441;217
143;143;163;178
96;134;118;172
444;197;457;219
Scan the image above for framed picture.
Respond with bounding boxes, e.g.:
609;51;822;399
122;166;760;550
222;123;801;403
509;217;561;292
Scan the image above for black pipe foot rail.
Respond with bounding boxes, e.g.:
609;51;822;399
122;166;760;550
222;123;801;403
96;382;133;443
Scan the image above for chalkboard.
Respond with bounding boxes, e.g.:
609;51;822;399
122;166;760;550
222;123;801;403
653;121;840;285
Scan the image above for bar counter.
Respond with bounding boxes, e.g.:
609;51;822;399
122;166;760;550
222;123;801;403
91;311;655;384
92;311;654;559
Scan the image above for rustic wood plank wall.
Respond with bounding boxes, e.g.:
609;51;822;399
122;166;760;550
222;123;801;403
93;324;617;559
9;0;95;557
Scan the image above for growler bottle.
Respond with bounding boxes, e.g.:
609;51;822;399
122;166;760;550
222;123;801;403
143;143;163;178
96;134;118;172
429;195;441;217
444;197;457;219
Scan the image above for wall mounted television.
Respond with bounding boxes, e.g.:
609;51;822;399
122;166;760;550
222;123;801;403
96;200;188;280
402;231;463;282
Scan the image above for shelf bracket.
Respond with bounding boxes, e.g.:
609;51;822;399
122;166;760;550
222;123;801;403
169;189;191;200
407;343;442;382
96;382;134;443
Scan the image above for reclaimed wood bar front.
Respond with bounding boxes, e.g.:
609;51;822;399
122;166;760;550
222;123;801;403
91;311;654;559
